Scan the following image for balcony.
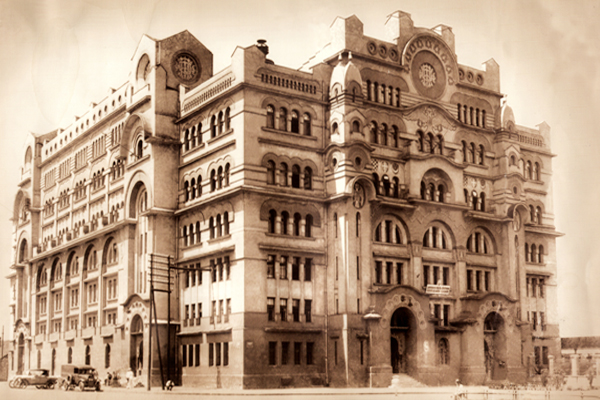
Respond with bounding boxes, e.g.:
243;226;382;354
49;332;60;342
34;333;46;344
82;326;96;339
101;325;114;337
64;329;77;340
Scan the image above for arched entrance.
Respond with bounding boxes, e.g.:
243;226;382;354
484;312;507;381
130;315;144;376
390;307;417;374
17;333;24;374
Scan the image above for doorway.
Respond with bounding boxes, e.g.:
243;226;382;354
390;307;416;375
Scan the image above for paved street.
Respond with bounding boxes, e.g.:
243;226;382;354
2;383;600;400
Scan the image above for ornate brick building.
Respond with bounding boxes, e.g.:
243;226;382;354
6;11;560;388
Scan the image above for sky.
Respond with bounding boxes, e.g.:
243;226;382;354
0;0;599;339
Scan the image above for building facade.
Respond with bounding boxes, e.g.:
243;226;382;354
6;11;561;388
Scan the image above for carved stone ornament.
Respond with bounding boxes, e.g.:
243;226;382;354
381;161;389;173
380;294;427;330
405;106;456;135
353;182;365;209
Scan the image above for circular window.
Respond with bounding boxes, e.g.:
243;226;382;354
411;51;446;99
378;45;387;58
173;53;200;84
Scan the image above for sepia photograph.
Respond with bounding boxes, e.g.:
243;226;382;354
0;1;599;399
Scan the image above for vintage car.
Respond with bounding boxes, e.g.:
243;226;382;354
9;369;56;389
60;364;101;391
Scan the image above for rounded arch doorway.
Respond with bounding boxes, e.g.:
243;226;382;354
130;315;144;376
390;307;417;374
16;333;25;374
484;311;507;381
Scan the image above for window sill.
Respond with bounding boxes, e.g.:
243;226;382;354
265;233;316;241
208;234;232;244
126;154;151;170
207;128;234;145
182;142;206;155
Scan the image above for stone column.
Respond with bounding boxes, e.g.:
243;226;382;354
548;355;555;376
571;353;580;376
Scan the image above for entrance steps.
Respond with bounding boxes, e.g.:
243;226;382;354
389;373;427;388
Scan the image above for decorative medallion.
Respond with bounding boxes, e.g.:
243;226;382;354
353;182;365;209
389;48;399;61
392;162;399;173
480;179;486;188
173;53;200;83
476;74;484;85
381;161;389;173
367;42;377;55
418;63;437;88
372;159;379;169
378;45;387;58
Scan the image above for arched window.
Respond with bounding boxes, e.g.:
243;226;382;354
392;126;399;148
418;131;425;152
105;344;111;369
462;141;468;162
217;166;223;189
68;347;73;364
480;192;486;211
436;135;444;155
268;210;277;234
366;80;372;101
467;231;490;254
85;345;91;365
331;122;338;135
438;185;445;203
525;243;530;262
478;145;485;165
209;217;215;239
105;238;118;265
531;244;537;264
196;221;201;244
85;246;97;271
536;207;542;224
304;167;312;190
420;181;426;200
280;163;288;187
469;143;476;163
19;239;28;263
382;176;391;197
439;338;449;365
373;173;380;195
370;121;378;144
303;113;311;136
526;161;532;179
530;205;536;223
392;177;400;198
210;170;217;192
334;213;338;238
472;191;478;211
423;226;448;249
534;162;540;181
190;178;196;199
356;212;361;237
216;214;222;237
217;111;224;135
538;245;544;263
281;211;289;235
457;103;462;121
293;213;301;236
136;139;143;159
291;165;301;188
189;224;195;245
225;107;231;131
223;212;230;236
182;225;188;246
184;129;190;151
426;133;434;153
352;120;360;133
381;124;388;146
291;110;299;133
306;214;313;238
68;253;78;276
211;115;217;138
266;105;275;129
224;164;230;187
510;155;516;166
267;161;276;185
197;175;202;197
279;107;288;131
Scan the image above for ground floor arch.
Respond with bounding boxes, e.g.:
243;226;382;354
130;314;144;376
390;307;418;375
484;311;508;381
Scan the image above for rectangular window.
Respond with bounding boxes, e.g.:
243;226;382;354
443;304;450;327
307;342;314;365
357;256;360;280
268;341;277;366
443;267;449;286
467;269;473;291
218;258;224;281
484;271;490;291
226;299;231;320
335;297;339;314
292;257;300;280
357;298;361;314
267;297;275;321
423;265;430;287
292;299;300;322
539;279;545;298
294;342;301;365
182;345;187;367
216;343;221;366
267;255;275;279
433;266;439;285
476;270;482;291
334;341;338;365
211;301;216;321
280;256;288;280
185;305;189;320
534;346;541;366
280;299;287;322
542;346;549;365
190;269;196;286
304;258;312;281
305;299;312;323
188;342;194;366
197;263;203;284
375;261;382;284
208;343;214;367
281;341;289;365
211;259;216;282
224;256;230;280
386;262;393;284
195;344;200;367
540;312;545;331
223;342;229;366
336;257;339;281
532;311;538;330
434;304;441;326
191;304;196;320
197;302;202;321
396;263;403;285
360;340;364;365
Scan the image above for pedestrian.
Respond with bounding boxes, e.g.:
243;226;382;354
126;368;134;389
454;379;466;400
